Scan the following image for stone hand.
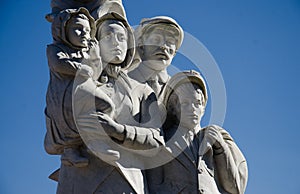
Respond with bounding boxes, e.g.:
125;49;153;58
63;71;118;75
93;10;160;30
199;125;226;156
203;125;226;149
78;64;93;78
94;112;125;141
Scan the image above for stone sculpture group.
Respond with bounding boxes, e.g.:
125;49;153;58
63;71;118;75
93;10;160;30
44;1;248;193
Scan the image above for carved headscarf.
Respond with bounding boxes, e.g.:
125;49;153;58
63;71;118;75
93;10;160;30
95;12;135;70
51;7;96;49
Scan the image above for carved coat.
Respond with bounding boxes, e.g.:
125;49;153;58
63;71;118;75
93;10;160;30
57;68;164;194
44;8;99;155
146;126;248;194
128;62;170;99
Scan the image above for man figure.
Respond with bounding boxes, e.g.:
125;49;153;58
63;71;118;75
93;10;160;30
146;71;248;194
128;16;183;97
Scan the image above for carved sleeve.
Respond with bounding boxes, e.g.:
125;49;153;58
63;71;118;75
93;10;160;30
123;125;164;148
47;44;82;76
213;129;248;194
121;84;165;156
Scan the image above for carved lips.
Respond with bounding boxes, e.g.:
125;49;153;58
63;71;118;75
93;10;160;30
111;47;123;55
153;50;170;60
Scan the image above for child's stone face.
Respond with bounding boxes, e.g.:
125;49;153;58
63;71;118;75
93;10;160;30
98;22;128;64
67;16;91;48
174;84;204;128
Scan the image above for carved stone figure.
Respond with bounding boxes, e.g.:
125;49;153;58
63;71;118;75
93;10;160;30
146;71;248;194
44;8;102;168
128;16;183;97
43;2;249;193
56;12;164;194
46;0;126;22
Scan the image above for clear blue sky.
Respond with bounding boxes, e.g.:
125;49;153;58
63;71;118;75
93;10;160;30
0;1;300;193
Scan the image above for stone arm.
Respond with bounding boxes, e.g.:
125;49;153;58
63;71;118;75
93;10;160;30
47;44;85;76
123;84;164;153
97;84;164;156
213;128;248;194
122;125;164;151
94;112;163;157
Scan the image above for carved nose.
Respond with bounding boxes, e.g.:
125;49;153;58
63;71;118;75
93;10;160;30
160;43;168;50
112;36;119;46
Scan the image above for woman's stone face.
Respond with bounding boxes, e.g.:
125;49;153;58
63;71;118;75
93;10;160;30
98;22;128;64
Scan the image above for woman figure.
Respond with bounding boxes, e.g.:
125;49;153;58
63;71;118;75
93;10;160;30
57;12;164;194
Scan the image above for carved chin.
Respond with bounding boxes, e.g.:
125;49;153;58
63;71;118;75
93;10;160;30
145;60;170;71
180;118;200;128
110;56;124;65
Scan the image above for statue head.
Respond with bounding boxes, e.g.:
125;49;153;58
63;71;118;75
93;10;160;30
135;16;183;71
66;13;92;48
52;7;96;49
162;71;207;129
96;12;135;69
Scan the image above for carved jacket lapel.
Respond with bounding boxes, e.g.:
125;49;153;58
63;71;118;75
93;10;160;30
173;137;197;172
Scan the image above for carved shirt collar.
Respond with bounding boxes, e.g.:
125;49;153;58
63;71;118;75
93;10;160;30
135;62;170;84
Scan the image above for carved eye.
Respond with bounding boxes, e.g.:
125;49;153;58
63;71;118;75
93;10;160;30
166;37;176;45
194;100;202;108
84;27;91;33
75;29;82;36
118;34;126;42
103;34;111;40
194;103;200;108
150;35;162;45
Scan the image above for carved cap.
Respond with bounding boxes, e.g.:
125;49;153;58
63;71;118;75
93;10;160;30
95;12;135;70
51;7;96;48
161;70;208;107
135;16;184;51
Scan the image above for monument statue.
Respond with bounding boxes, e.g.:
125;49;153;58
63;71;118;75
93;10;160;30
128;16;183;97
44;1;248;193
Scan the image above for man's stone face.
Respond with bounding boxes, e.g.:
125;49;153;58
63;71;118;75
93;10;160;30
173;83;204;129
141;25;177;71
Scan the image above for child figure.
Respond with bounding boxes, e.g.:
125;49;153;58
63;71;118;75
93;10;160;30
44;7;113;167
